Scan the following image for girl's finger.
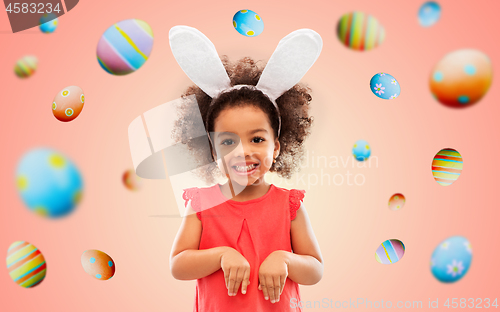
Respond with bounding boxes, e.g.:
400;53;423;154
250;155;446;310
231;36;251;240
233;268;245;296
228;268;237;296
241;269;250;294
279;275;286;295
266;275;276;303
259;274;269;300
224;270;230;290
273;275;281;302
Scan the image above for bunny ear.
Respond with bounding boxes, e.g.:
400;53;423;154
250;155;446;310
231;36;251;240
169;26;231;98
256;29;323;101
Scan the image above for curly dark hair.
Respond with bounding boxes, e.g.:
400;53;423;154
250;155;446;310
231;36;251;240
172;56;314;185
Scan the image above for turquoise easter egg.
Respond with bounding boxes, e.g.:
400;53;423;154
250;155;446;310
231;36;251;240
352;140;371;161
96;19;154;75
16;148;83;218
39;13;58;34
431;236;472;283
233;10;264;37
419;2;441;27
370;72;401;100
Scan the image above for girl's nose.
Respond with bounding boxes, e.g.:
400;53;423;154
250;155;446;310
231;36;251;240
232;141;252;158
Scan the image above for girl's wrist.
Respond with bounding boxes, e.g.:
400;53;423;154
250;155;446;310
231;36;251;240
275;250;291;267
218;246;233;263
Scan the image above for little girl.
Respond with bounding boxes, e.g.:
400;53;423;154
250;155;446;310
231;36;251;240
168;26;323;312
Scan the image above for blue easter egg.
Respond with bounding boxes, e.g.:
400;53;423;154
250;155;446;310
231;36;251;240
370;73;401;100
233;10;264;37
352;140;371;161
16;148;83;218
39;13;58;34
431;236;472;283
419;2;441;27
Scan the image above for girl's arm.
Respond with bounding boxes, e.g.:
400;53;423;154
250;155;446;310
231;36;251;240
170;200;231;280
283;200;324;285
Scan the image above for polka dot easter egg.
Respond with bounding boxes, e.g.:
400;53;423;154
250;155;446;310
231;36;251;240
81;250;115;280
16;148;83;218
430;49;492;108
431;148;463;186
96;19;154;75
39;13;58;33
52;86;85;122
14;55;38;78
388;193;405;211
6;241;47;288
233;10;264;37
431;236;472;283
352;140;371;161
370;73;400;100
375;239;405;264
123;169;143;191
337;12;385;51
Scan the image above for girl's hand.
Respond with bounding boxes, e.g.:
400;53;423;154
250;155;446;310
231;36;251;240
257;250;288;303
220;248;251;296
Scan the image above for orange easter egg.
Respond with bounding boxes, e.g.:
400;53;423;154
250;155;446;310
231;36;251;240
52;86;85;122
81;250;115;280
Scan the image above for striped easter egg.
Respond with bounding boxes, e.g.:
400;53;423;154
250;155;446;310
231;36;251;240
431;148;463;186
14;55;38;78
6;241;47;288
96;19;154;75
336;12;385;51
375;239;405;264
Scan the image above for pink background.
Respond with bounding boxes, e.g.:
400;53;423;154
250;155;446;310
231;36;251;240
1;0;499;310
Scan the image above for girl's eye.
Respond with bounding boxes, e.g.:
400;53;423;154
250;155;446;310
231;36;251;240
221;139;234;146
252;137;264;143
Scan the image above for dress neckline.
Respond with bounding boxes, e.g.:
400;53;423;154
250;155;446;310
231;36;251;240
215;183;275;205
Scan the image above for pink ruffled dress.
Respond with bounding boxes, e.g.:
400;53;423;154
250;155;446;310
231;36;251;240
182;184;305;312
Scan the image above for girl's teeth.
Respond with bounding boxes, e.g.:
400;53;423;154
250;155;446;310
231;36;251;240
234;164;257;172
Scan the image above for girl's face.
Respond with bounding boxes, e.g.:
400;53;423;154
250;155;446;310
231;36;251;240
211;104;280;187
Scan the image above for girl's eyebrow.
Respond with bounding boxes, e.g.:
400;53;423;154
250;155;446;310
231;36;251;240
216;129;267;137
248;128;268;134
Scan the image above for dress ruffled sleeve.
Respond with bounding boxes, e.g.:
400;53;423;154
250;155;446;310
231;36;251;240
289;189;305;221
182;188;201;221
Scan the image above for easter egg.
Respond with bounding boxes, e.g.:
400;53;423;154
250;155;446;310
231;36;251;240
430;49;492;108
233;10;264;37
81;250;115;280
14;55;38;78
418;2;441;27
370;72;401;100
352;140;371;161
123;169;143;191
39;13;58;33
431;236;472;283
388;193;405;211
6;241;47;288
96;19;154;75
375;239;405;264
431;148;463;186
16;148;83;218
52;86;85;122
336;12;385;51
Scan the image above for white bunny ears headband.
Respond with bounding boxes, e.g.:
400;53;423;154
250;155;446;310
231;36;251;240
169;25;323;137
